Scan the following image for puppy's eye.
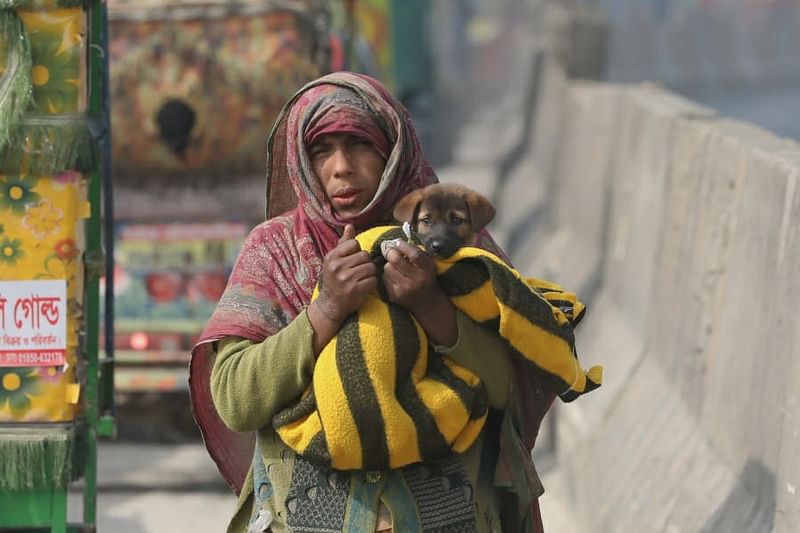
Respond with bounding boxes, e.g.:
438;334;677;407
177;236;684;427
450;215;464;225
419;216;431;226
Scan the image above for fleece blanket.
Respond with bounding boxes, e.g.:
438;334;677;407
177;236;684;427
273;226;601;471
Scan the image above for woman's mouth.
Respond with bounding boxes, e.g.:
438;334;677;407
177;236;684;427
331;188;363;209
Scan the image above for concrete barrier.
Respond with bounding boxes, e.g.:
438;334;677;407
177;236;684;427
510;60;800;532
493;4;609;258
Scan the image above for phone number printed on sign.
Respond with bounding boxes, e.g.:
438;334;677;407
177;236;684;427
0;280;67;367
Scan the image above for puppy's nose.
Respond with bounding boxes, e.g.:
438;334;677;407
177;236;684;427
428;239;445;256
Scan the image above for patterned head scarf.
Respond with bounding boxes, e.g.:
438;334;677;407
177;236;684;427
266;72;438;246
189;72;441;491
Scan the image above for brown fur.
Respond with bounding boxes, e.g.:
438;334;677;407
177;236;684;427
393;183;496;258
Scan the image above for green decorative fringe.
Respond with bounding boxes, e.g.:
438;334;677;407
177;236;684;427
0;0;85;9
0;114;98;174
0;426;75;490
0;10;33;152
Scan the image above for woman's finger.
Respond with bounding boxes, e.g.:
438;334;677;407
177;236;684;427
405;248;431;271
392;242;426;264
384;248;414;276
349;261;378;281
387;242;433;277
339;224;356;243
383;257;411;282
337;250;373;271
356;275;378;294
381;270;399;297
332;238;362;258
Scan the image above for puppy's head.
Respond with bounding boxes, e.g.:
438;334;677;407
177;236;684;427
393;183;495;258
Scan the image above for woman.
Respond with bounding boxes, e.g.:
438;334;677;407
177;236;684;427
189;72;550;532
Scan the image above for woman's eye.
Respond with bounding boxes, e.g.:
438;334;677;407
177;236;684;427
351;139;373;150
420;217;431;226
309;147;328;159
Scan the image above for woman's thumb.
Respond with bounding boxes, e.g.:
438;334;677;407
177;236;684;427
340;224;356;242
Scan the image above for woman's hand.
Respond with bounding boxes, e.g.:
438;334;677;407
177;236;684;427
308;225;377;354
383;242;457;347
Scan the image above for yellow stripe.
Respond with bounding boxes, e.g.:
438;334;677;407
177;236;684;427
448;246;510;267
452;413;487;452
358;295;421;469
499;301;584;391
435;246;512;274
275;411;323;453
587;365;603;385
416;378;470;445
451;279;500;323
441;358;486;452
355;225;397;252
434;258;456;275
442;356;481;388
314;335;363;470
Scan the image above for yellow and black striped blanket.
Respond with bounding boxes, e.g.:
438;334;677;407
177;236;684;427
273;226;602;471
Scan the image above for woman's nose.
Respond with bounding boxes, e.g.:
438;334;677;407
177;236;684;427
330;148;353;177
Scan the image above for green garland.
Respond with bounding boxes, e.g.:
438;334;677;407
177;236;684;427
1;0;85;9
0;113;98;174
0;425;76;490
0;10;33;152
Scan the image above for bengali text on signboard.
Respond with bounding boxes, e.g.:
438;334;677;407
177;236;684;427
0;280;68;367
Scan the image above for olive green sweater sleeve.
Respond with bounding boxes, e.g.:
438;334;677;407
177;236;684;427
440;311;512;409
211;309;316;432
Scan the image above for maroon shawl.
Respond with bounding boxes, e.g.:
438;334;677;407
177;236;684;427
189;71;547;532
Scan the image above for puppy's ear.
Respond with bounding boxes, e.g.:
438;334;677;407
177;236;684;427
464;191;496;231
393;189;425;223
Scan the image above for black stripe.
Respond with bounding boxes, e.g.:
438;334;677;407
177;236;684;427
335;313;390;471
273;388;317;428
536;287;564;294
438;260;492;298
369;227;406;285
366;226;406;262
559;389;579;403
483;258;575;344
427;355;488;421
572;305;587;327
388;303;450;462
302;430;332;466
479;316;501;332
542;298;586;327
542;299;575;312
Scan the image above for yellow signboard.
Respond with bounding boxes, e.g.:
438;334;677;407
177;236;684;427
0;172;88;422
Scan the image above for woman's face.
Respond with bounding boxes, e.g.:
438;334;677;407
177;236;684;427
309;133;386;218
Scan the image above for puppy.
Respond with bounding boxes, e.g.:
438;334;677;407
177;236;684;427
393;183;496;258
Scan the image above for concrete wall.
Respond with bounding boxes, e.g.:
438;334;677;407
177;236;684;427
503;40;800;533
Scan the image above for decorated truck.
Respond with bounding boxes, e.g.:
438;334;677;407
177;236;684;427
104;0;331;405
103;0;472;429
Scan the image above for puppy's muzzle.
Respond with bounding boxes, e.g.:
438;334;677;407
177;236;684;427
421;235;462;259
